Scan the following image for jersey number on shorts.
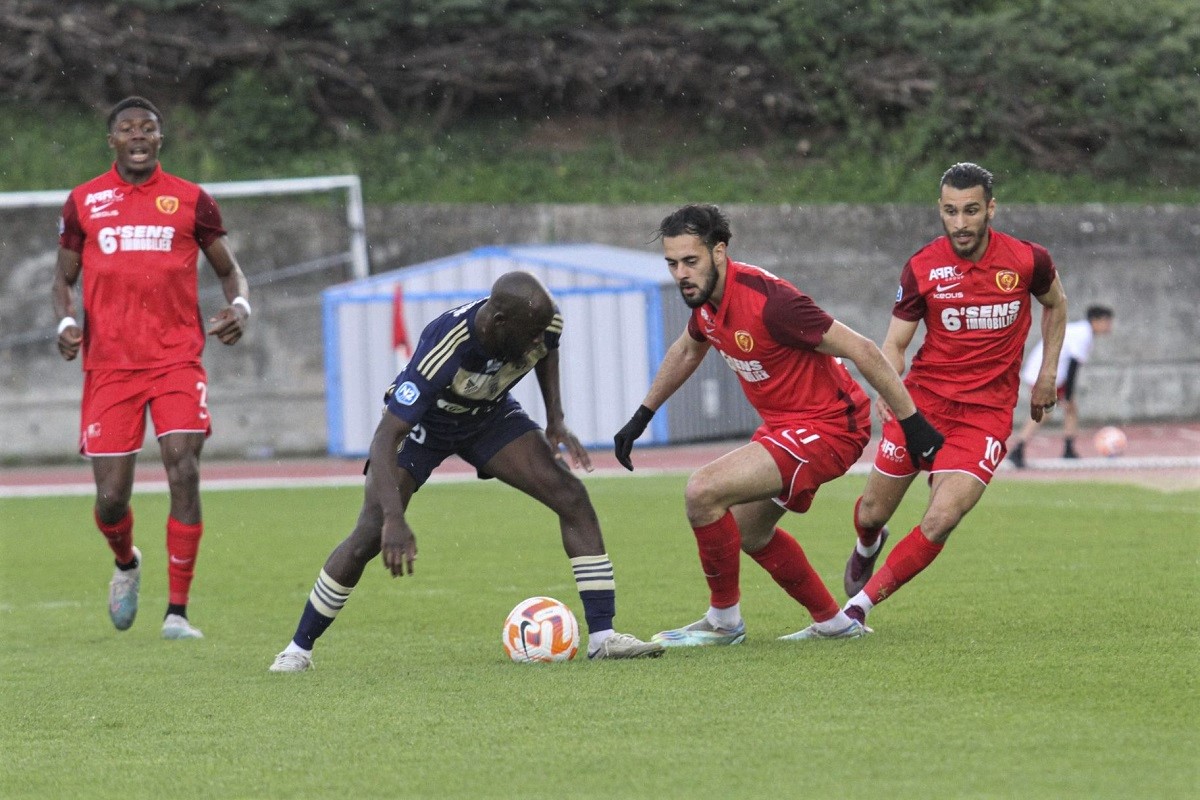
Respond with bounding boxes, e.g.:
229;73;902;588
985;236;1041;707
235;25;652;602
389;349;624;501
783;427;821;447
196;381;209;420
979;435;1004;472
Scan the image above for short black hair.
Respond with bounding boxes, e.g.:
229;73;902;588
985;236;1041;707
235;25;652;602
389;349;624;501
107;96;164;132
1086;305;1114;321
657;204;732;249
940;162;994;203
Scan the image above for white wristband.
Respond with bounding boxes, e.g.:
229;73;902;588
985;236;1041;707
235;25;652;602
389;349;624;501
231;296;251;317
57;316;78;335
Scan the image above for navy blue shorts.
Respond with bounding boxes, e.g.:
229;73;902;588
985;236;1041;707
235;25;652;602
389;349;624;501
395;398;541;490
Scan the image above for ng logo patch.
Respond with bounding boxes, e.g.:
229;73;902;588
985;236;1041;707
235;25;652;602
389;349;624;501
155;196;179;214
394;381;420;406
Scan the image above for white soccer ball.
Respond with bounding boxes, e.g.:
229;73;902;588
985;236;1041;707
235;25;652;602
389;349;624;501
502;596;579;663
1093;426;1128;457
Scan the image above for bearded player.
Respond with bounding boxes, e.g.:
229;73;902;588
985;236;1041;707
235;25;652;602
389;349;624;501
841;162;1068;626
613;204;943;644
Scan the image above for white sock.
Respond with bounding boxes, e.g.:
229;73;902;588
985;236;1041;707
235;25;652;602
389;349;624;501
588;628;614;653
814;610;853;633
846;591;875;616
856;537;883;558
707;603;741;630
283;641;311;656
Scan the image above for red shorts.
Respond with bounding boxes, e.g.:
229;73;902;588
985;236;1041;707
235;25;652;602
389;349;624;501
873;382;1011;485
80;364;212;457
753;419;871;513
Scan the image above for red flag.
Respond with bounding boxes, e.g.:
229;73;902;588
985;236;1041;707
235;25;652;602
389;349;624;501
392;284;411;366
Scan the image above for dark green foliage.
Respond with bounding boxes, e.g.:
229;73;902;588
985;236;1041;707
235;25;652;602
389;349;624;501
205;69;326;162
5;0;1197;183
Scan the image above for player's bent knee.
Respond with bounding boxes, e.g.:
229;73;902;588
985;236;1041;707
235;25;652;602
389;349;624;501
94;497;130;524
683;472;725;521
545;473;596;520
343;528;383;564
919;510;961;543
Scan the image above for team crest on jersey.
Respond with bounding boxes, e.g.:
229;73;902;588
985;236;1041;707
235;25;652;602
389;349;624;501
995;270;1020;292
155;195;179;214
734;330;754;352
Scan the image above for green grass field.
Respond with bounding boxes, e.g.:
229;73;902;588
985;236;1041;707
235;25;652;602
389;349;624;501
1;474;1197;798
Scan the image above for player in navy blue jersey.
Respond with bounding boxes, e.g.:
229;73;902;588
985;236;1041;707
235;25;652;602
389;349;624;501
269;271;664;670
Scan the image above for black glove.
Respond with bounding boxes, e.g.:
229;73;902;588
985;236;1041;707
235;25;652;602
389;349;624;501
613;405;655;471
898;410;944;469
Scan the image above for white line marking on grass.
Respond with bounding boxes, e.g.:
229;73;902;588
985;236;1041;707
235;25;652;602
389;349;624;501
3;457;1194;499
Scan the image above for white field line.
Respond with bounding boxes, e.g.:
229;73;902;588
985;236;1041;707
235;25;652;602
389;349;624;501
1;457;1196;499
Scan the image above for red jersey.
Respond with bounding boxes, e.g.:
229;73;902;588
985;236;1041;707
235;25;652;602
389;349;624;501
687;260;870;430
59;163;226;370
895;229;1056;409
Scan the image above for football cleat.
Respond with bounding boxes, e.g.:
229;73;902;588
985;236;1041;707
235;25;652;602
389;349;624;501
161;613;204;640
587;632;665;660
268;650;314;672
778;619;871;641
108;546;142;631
652;616;746;647
844;527;888;597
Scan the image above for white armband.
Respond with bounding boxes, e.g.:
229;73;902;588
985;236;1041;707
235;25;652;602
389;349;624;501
231;296;252;317
57;316;78;335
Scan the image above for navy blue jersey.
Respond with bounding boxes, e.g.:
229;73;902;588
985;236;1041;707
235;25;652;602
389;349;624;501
383;298;563;439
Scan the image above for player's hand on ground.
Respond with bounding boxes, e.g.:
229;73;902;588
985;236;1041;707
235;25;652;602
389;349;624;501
545;420;593;472
613;405;655;471
57;324;82;360
206;305;247;345
898;410;945;469
1030;378;1057;422
381;518;417;577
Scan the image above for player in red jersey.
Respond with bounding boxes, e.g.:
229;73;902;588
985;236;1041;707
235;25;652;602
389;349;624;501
613;204;944;644
51;96;251;640
840;162;1068;626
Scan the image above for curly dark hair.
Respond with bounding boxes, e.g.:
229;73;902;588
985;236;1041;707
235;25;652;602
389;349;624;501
656;204;732;249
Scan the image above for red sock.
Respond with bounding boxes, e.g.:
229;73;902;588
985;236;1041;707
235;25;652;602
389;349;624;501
865;525;943;605
94;507;135;564
166;517;203;607
853;496;884;547
692;511;741;609
750;528;840;622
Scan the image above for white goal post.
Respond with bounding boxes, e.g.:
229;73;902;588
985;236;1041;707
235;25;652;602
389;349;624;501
0;174;369;280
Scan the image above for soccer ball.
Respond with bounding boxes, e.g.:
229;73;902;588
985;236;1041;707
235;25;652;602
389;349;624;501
1093;426;1127;457
502;596;579;663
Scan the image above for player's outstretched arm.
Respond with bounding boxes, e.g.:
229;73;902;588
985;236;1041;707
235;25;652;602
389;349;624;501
614;331;709;470
202;236;251;345
535;350;592;472
51;248;83;361
1030;276;1069;422
817;320;943;467
366;410;418;577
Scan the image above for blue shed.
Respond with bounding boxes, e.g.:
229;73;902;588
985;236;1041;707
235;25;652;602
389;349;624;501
321;243;757;456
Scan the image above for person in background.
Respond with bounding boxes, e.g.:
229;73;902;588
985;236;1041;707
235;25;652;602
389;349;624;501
1009;305;1114;466
53;96;251;640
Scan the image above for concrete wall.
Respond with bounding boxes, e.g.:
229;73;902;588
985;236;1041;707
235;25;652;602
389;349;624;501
2;200;1196;462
